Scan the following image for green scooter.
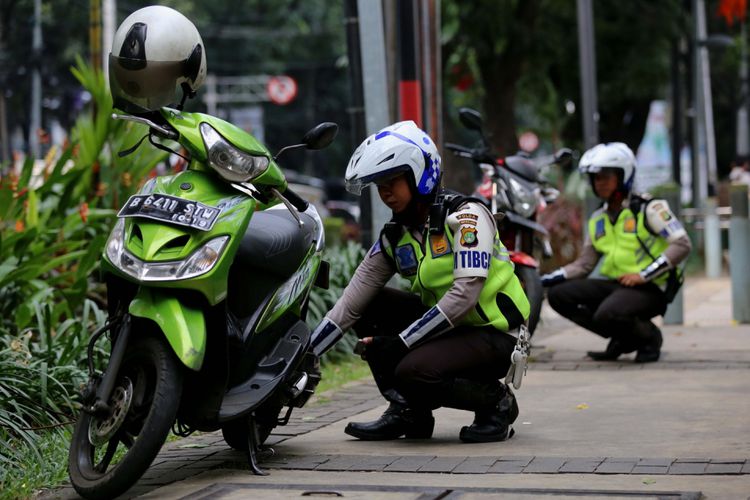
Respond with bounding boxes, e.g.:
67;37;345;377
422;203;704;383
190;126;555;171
67;103;337;499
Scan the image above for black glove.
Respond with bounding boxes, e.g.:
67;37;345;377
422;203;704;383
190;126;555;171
540;268;567;287
363;336;409;363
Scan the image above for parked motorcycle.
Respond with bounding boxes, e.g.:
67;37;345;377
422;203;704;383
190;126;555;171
446;108;571;335
67;94;337;500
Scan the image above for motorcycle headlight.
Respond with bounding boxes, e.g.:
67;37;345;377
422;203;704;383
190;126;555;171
106;221;229;282
509;178;537;218
200;123;269;183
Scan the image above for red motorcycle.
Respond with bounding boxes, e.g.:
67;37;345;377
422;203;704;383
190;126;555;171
446;108;571;335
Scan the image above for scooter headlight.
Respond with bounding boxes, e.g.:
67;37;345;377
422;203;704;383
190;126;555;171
509;178;537;218
106;221;229;282
200;123;269;183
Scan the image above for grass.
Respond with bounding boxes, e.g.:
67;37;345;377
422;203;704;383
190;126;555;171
316;355;371;397
0;427;72;500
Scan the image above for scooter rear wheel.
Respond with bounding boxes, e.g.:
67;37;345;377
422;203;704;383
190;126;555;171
68;335;183;500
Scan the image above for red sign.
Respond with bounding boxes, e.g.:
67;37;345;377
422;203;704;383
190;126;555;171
267;75;298;105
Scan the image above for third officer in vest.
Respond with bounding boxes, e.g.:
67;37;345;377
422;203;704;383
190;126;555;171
309;121;530;442
541;142;691;362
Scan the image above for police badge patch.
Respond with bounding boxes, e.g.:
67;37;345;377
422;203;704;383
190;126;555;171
395;244;418;275
429;234;451;258
460;227;478;247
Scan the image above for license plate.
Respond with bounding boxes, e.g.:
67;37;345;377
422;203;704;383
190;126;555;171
118;194;222;231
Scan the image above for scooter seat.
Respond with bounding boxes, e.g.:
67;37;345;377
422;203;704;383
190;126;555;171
228;207;318;319
236;207;317;279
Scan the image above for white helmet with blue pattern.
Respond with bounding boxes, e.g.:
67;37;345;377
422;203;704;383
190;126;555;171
344;121;442;198
579;142;636;194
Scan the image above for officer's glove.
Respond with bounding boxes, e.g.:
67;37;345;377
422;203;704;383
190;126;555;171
310;317;343;357
540;268;567;287
363;336;409;363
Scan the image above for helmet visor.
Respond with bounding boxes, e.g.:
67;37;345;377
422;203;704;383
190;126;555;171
344;166;410;196
109;54;185;113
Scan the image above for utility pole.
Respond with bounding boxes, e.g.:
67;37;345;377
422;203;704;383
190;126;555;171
693;0;718;202
576;0;599;149
29;0;42;158
397;0;422;126
420;0;441;146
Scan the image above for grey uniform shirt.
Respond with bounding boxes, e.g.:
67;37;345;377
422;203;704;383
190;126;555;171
327;201;496;331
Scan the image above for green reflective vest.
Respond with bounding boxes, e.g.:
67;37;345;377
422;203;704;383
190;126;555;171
382;219;530;332
588;204;669;286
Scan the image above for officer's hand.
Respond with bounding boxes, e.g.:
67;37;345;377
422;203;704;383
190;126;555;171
619;273;646;287
361;336;409;361
540;268;566;287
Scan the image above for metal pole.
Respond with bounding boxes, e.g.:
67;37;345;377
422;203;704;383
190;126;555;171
737;22;749;157
576;0;599;149
29;0;42;158
102;0;117;74
396;0;422;126
694;0;717;199
703;197;722;278
663;188;684;324
357;0;391;247
730;184;750;322
670;38;683;185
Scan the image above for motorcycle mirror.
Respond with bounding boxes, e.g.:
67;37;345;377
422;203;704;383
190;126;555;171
458;108;484;131
554;148;574;167
303;122;338;150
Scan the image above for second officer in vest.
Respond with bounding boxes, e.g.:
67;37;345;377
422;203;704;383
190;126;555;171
310;121;530;443
541;142;691;362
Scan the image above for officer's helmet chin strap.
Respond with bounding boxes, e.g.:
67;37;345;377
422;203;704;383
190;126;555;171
505;324;530;390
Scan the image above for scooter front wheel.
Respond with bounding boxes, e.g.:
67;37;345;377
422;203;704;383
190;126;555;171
68;335;183;500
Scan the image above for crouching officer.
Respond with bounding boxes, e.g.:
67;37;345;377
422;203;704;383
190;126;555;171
541;142;691;362
309;121;530;442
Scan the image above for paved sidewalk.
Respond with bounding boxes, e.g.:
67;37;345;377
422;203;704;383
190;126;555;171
41;276;750;499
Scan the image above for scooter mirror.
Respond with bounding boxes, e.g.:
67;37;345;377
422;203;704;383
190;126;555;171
458;108;484;132
303;122;339;150
554;148;574;167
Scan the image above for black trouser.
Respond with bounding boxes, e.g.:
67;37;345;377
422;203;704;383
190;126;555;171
546;278;667;350
353;288;517;411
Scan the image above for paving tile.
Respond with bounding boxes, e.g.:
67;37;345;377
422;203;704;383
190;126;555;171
559;459;603;473
604;457;640;463
452;457;497;474
675;457;711;463
418;456;467;473
742;462;750;473
631;465;669;475
595;461;636;474
487;461;527;473
637;458;674;466
705;463;743;474
315;455;372;471
383;455;436;472
348;456;399;471
496;455;534;466
524;457;565;473
710;458;747;464
669;462;708;474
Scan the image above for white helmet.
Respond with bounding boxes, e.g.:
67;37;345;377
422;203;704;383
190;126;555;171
109;6;207;113
578;142;636;193
345;121;441;198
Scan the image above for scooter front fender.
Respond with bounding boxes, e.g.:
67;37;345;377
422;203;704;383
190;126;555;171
129;288;206;371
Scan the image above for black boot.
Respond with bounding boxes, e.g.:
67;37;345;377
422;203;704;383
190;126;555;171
635;323;663;363
344;402;434;440
438;379;518;443
459;385;518;443
587;338;625;361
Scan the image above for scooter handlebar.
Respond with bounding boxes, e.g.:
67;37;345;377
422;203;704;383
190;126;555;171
282;186;309;212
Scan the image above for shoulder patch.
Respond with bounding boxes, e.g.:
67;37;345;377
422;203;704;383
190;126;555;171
623;217;637;233
369;240;382;257
460;226;478;247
